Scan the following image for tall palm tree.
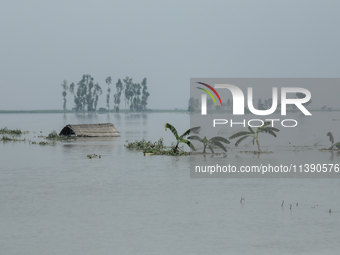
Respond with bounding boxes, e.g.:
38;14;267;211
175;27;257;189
188;135;230;153
327;132;340;150
229;122;279;152
165;123;200;153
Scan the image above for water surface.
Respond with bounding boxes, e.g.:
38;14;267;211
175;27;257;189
1;113;340;255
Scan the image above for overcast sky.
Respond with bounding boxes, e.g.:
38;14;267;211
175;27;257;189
1;0;340;110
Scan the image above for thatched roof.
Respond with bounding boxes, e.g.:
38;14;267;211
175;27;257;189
59;123;120;137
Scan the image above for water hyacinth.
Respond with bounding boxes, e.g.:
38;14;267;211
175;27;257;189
125;138;191;156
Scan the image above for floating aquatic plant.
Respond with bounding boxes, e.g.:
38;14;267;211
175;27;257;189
46;130;75;140
125;138;190;156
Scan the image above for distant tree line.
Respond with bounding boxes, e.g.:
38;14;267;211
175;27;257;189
61;75;149;113
113;77;149;112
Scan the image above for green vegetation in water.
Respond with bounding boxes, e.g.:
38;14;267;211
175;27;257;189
38;141;56;146
165;123;200;153
188;135;230;154
125;138;164;150
229;122;280;153
0;127;23;135
1;136;26;142
125;138;191;156
87;154;101;159
322;132;340;150
46;130;76;141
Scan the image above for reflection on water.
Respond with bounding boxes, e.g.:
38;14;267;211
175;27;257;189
62;140;118;156
74;112;99;120
328;150;340;161
0;112;340;255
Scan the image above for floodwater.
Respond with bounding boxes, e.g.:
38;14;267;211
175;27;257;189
1;112;340;255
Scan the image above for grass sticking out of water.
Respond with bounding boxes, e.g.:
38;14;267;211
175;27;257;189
46;130;76;141
0;127;23;135
1;136;26;142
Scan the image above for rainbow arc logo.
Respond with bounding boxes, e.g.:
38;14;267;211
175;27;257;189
196;82;223;106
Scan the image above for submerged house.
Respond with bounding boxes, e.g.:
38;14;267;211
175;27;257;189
59;123;120;137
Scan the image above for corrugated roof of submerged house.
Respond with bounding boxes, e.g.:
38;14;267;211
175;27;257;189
59;123;120;137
